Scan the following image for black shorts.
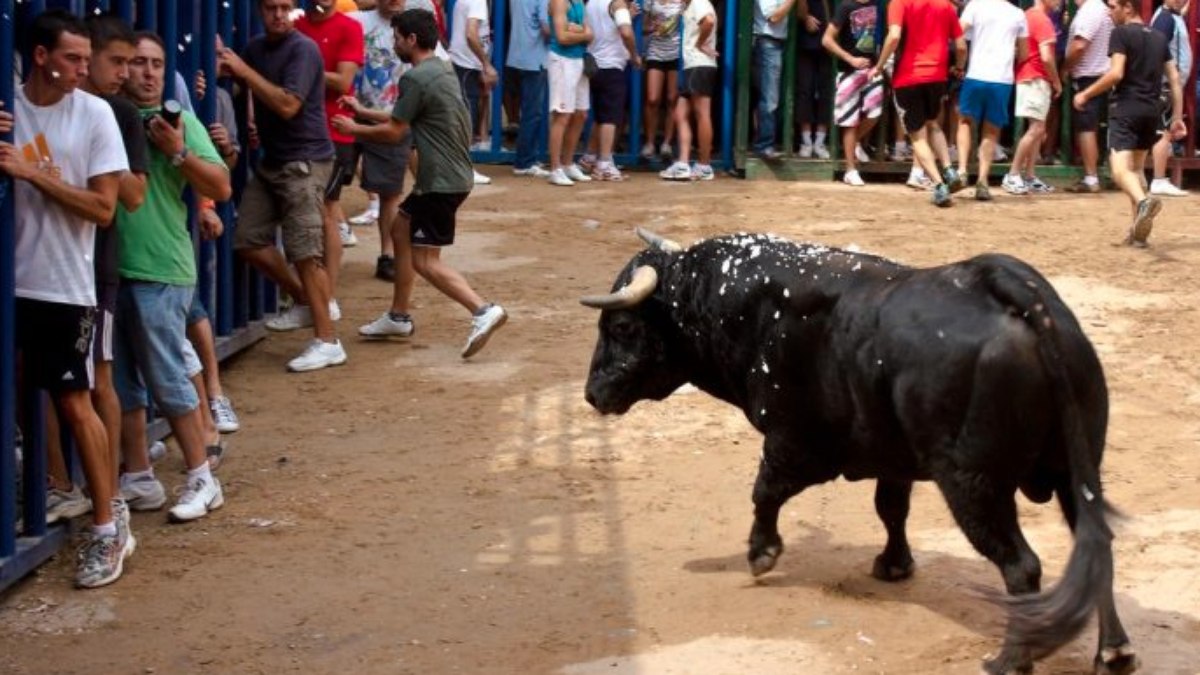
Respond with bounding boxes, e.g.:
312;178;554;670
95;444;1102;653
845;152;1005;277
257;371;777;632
359;137;412;196
590;68;628;125
645;58;679;72
401;192;470;247
680;66;718;99
324;142;359;201
16;298;95;393
1108;115;1158;152
1071;77;1108;132
893;82;948;134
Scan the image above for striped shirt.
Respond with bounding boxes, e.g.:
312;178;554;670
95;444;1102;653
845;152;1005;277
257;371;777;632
1069;0;1114;78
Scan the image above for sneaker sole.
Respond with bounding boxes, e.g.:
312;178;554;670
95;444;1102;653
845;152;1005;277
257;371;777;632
358;329;414;339
287;353;348;373
462;312;508;359
1131;198;1162;244
168;492;225;523
265;321;312;333
215;422;240;434
76;554;125;589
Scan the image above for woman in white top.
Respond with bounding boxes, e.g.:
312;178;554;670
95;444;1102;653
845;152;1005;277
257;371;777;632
641;0;684;161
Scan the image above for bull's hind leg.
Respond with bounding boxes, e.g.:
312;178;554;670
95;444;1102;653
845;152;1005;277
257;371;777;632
937;473;1043;675
872;479;915;581
748;441;838;576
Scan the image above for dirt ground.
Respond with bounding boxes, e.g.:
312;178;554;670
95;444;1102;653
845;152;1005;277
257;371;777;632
2;171;1199;675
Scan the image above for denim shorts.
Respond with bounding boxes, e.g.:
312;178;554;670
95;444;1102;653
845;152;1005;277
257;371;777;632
958;79;1013;129
113;281;199;417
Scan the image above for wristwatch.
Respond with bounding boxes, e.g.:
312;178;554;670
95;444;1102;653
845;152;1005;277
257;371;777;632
170;147;190;168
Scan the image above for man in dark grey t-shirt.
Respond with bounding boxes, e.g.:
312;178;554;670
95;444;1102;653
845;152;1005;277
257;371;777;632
220;0;347;373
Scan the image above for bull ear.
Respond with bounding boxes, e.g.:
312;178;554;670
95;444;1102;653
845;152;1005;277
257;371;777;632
635;227;684;253
580;265;659;310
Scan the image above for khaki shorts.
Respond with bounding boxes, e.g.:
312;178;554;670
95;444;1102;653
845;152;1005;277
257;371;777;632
234;159;332;262
1014;79;1051;122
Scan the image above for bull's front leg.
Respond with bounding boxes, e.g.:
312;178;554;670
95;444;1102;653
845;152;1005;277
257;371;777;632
747;439;834;576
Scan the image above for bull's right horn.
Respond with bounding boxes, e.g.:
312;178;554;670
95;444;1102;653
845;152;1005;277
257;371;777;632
580;265;659;310
636;227;684;253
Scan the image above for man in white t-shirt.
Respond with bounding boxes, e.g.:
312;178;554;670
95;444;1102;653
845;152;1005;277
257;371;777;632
1063;0;1113;192
448;0;494;144
0;9;130;589
660;0;718;181
955;0;1027;200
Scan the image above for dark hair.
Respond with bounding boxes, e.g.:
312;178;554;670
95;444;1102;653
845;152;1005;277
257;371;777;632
392;9;439;50
86;13;137;52
28;9;89;59
133;30;166;53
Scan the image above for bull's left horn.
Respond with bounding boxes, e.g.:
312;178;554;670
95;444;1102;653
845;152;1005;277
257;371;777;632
580;265;659;310
636;227;684;253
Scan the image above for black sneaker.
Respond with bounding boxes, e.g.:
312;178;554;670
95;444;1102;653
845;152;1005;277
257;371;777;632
375;255;396;282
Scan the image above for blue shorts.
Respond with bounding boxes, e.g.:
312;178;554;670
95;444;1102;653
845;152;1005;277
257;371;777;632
958;79;1013;129
114;282;199;417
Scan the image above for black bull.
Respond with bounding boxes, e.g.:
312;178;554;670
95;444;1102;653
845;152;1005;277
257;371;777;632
581;230;1136;675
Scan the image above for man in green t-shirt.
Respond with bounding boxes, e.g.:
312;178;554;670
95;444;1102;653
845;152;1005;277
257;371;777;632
334;9;508;359
114;32;233;524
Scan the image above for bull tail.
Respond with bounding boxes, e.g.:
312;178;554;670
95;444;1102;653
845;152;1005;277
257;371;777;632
982;258;1115;659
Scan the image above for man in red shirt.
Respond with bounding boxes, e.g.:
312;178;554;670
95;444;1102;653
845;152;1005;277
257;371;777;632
296;0;365;298
873;0;966;207
1004;0;1063;195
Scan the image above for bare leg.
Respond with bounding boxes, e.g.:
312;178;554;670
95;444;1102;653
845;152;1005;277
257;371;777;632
674;97;693;165
977;122;1001;185
389;209;417;315
1078;130;1100;177
411;246;486;313
377;192;402;259
694;96;713;165
294;258;334;342
238;246;306;301
909;125;942;183
55;391;113;527
956;117;975;177
91;360;121;492
643;69;663;147
563;110;587;166
186;318;222;400
321;205;343;294
549;111;571;171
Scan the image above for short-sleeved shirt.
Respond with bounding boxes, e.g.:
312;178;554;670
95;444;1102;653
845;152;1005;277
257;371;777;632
682;0;718;69
797;0;827;50
116;109;226;286
1016;6;1056;83
449;0;492;71
508;0;550;71
1069;0;1114;78
242;29;334;163
644;0;684;62
95;95;149;290
754;0;789;40
1109;23;1170;119
1150;7;1192;83
961;0;1027;84
830;0;878;72
888;0;962;88
12;87;129;307
549;0;588;59
295;11;365;145
391;57;474;194
353;10;411;111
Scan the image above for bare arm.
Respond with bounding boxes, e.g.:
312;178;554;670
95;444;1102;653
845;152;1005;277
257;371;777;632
0;147;121;225
696;14;717;55
118;171;147;212
953;35;967;71
1075;51;1124;106
332;114;411;144
1039;40;1062;95
1062;36;1090;77
551;0;592;45
770;0;797;23
145;117;232;202
823;22;868;69
871;24;903;78
324;61;359;96
1166;60;1185;132
1015;35;1029;65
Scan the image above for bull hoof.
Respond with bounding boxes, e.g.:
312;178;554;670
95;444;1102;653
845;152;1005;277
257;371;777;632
981;655;1033;675
871;553;914;582
749;545;782;577
1095;644;1139;675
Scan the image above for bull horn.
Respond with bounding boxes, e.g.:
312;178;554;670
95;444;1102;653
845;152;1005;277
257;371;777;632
580;265;659;310
636;227;684;253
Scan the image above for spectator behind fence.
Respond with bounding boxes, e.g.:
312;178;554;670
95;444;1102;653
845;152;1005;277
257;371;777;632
874;0;966;207
795;0;832;159
220;0;347;373
660;0;719;181
507;0;552;177
1063;0;1114;193
546;0;594;186
1004;0;1062;196
955;0;1028;202
641;0;684;163
448;0;495;185
0;9;129;588
333;9;509;358
580;0;642;181
1074;0;1184;247
822;0;882;186
1149;0;1192;197
751;0;795;161
296;0;366;303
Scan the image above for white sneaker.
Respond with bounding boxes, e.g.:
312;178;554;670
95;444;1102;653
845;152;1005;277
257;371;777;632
359;312;414;338
209;396;240;433
119;473;166;511
1150;179;1190;197
640;142;655;160
462;304;508;359
168;473;224;523
338;222;358;247
348;204;379;226
266;304;312;331
813;144;831;159
513;163;551;178
148;440;167;463
798;143;814;158
691;164;715;181
564;164;592;182
287;339;348;372
659;141;673;159
993;145;1009;161
906;171;933;191
659;161;693;181
855;144;870;163
548;168;575;186
470;140;492;152
329;300;341;322
473;170;492;185
46;486;92;523
1001;173;1029;195
842;169;865;187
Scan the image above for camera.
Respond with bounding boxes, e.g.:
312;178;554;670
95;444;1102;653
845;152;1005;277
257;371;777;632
144;99;183;131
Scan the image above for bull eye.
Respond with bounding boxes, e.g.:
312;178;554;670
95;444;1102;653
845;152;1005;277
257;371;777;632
609;316;639;341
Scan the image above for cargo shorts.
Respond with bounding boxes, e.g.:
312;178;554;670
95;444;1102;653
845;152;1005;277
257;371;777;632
234;159;332;262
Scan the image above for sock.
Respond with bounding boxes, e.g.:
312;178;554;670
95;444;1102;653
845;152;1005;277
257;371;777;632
187;462;213;485
802;131;813;146
126;468;154;482
367;197;379;211
1083;175;1099;185
911;167;926;178
388;311;410;322
93;521;118;537
896;141;909;152
814;131;826;146
474;303;494;317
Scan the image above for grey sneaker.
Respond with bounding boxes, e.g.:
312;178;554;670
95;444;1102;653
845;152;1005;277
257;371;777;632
1066;178;1102;193
46;485;92;524
974;183;993;202
942;167;965;193
932;183;952;208
1129;197;1162;246
462;304;508;359
75;532;125;589
113;499;136;562
210;396;240;433
359;312;415;338
169;473;224;523
119;473;167;511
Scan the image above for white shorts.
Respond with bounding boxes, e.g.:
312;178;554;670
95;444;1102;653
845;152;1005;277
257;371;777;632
548;52;589;114
1014;79;1051;122
182;338;202;379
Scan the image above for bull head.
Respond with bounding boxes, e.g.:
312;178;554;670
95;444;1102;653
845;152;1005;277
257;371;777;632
579;228;682;310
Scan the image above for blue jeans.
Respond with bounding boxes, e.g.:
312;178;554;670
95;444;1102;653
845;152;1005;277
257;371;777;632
113;281;199;417
514;67;548;169
753;37;785;152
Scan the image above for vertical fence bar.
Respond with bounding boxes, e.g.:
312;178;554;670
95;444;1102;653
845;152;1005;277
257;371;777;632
720;0;737;168
781;16;797;155
626;9;644;164
115;0;132;21
1;0;17;562
137;0;155;30
733;0;753;168
160;0;178;101
488;0;507;155
212;0;236;337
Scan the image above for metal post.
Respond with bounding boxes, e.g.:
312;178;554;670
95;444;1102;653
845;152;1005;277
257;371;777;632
488;0;507;157
720;0;738;168
1;0;17;561
137;0;155;30
733;0;753;168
